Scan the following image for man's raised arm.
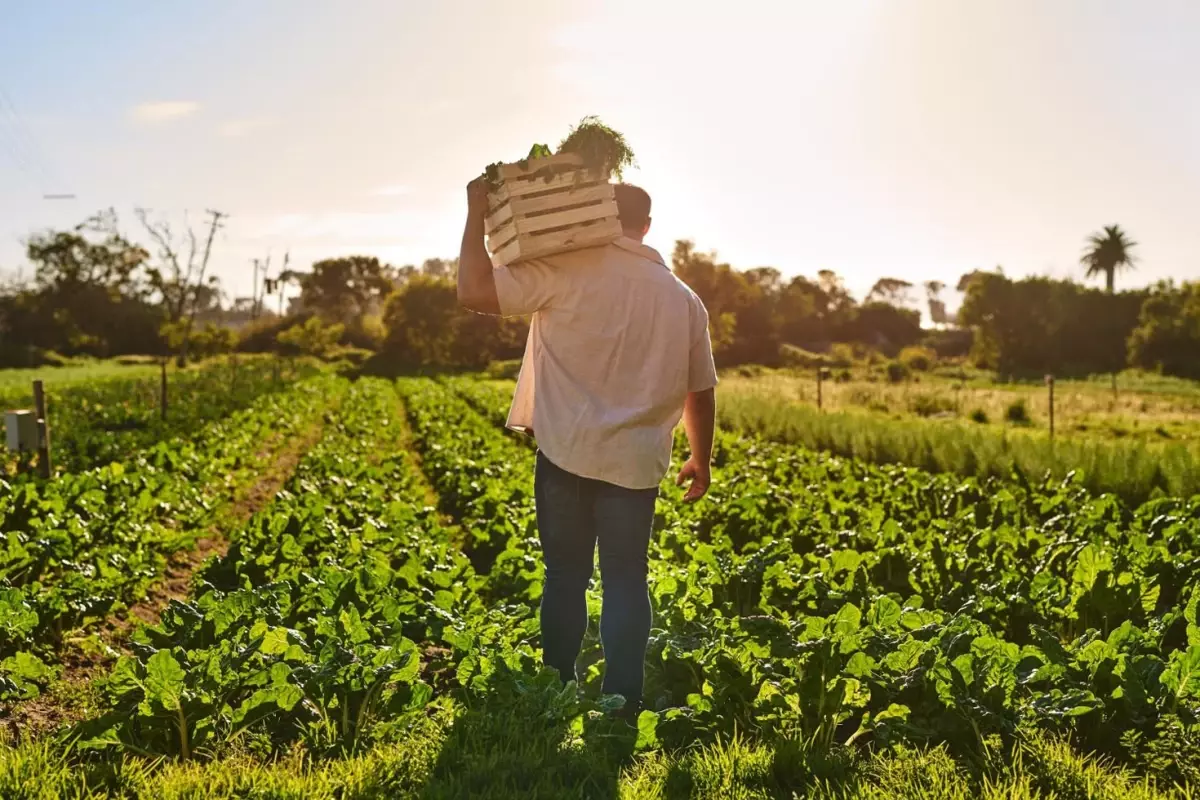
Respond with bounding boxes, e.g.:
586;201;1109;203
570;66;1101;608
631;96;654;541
457;177;501;315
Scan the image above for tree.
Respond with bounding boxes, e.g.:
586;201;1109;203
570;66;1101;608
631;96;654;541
958;273;1146;377
1127;281;1200;379
135;208;227;364
380;275;525;369
294;256;395;321
866;277;914;307
1081;224;1137;293
18;211;164;357
925;280;949;327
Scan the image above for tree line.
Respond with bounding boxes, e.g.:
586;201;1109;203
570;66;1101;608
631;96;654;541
1;211;1196;380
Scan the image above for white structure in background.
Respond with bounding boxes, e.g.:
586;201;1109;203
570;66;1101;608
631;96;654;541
5;410;37;451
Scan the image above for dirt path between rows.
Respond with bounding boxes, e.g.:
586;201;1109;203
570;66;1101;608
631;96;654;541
0;406;337;740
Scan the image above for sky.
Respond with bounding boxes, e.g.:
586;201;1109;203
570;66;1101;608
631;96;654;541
1;0;1198;311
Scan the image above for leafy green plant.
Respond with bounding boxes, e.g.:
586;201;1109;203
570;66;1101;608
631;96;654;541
1006;398;1032;425
482;116;636;191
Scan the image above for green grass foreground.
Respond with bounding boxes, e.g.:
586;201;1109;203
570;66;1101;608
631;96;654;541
0;701;1191;800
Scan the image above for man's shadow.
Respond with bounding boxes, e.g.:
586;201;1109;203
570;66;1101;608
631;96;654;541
418;667;638;800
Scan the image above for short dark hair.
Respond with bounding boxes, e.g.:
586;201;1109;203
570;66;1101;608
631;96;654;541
613;183;651;232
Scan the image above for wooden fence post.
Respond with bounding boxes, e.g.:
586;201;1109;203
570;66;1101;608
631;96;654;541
32;380;51;479
160;361;168;420
816;366;824;411
1045;373;1055;440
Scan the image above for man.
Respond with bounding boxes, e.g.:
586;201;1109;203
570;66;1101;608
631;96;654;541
457;177;717;713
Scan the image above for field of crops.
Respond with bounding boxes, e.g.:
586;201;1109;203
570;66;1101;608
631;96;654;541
1;357;315;476
0;372;1197;799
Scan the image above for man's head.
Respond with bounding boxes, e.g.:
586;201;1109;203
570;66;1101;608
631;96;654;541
613;183;652;241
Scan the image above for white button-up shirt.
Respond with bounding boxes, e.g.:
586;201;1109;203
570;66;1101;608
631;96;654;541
493;237;718;490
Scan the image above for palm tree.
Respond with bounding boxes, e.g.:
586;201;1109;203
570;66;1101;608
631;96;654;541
1081;225;1137;293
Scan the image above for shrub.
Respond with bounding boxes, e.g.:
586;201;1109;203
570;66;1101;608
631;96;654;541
326;345;373;366
735;364;769;379
277;317;345;358
114;354;161;366
908;393;955;418
779;344;831;370
885;361;910;384
828;343;857;367
898;346;937;372
238;313;310;353
969;408;989;424
484;359;523;380
1005;398;1031;425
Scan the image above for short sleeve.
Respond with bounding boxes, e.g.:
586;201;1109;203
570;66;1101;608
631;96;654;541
493;258;560;317
688;298;719;393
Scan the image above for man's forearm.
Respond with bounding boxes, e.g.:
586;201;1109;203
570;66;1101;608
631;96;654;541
683;389;715;464
457;204;500;314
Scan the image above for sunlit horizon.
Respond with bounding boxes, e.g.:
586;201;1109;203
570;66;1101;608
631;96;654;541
2;0;1198;309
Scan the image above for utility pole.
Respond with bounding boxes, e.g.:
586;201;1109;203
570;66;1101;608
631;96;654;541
251;258;260;320
278;251;290;316
251;253;273;319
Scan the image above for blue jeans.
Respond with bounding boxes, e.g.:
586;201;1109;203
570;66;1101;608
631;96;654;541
535;451;657;705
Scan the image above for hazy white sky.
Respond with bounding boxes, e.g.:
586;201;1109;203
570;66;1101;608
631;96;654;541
1;0;1197;307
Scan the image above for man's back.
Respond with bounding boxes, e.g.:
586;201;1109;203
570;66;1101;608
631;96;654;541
494;236;716;489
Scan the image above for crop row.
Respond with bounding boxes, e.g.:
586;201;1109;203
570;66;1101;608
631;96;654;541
8;376;1191;797
0;374;344;702
443;376;1200;782
72;379;490;758
0;357;317;476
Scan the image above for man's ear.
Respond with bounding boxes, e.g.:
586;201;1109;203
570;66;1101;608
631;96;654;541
643;217;652;235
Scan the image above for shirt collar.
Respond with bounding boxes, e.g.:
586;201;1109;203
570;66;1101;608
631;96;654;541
613;236;667;268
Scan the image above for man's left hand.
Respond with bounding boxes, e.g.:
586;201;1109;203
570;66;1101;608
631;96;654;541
467;176;490;219
676;457;711;503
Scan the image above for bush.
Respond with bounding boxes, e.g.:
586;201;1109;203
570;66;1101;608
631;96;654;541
828;343;858;367
907;393;955;417
114;354;161;366
326;345;373;366
484;359;523;380
238;313;309;353
885;361;910;384
277;317;345;358
779;344;830;370
969;408;989;424
1005;398;1031;425
922;328;973;359
735;364;770;379
780;344;853;370
898;346;937;372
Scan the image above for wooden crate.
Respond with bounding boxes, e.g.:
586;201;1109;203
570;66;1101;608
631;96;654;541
485;153;623;268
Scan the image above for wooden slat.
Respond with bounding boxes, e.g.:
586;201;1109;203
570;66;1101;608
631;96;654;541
492;235;525;268
508;183;614;218
504;169;605;199
516;203;614;236
520;217;623;261
494;152;583;180
485;201;513;235
486;219;516;251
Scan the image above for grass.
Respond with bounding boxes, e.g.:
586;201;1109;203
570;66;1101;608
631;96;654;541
0;360;160;396
0;699;1192;800
477;373;1199;503
718;392;1198;503
0;727;1190;799
720;367;1200;448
